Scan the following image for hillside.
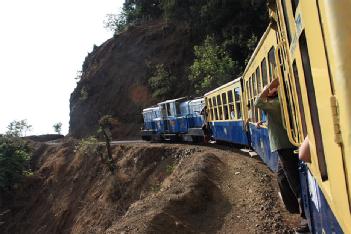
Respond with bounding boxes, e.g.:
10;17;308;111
0;140;301;233
69;21;194;139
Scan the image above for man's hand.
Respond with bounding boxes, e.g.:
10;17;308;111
269;78;279;89
255;121;265;129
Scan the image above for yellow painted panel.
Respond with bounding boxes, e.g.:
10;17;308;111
281;0;351;232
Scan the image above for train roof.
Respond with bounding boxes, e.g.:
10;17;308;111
204;77;241;96
189;97;204;103
142;106;159;112
157;97;187;105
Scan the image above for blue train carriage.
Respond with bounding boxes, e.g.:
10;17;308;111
204;77;248;145
179;97;206;142
270;0;351;233
242;25;279;172
154;97;190;141
141;106;160;140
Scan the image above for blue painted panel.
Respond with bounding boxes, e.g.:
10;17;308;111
144;121;156;130
155;119;168;133
299;164;343;234
187;116;204;128
209;121;248;145
249;124;279;172
168;117;188;133
193;116;204;128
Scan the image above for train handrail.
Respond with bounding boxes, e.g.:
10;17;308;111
275;42;300;147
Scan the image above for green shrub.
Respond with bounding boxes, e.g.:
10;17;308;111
148;64;177;100
189;36;239;94
166;163;175;175
0;136;31;191
6;119;32;137
75;136;100;156
53;122;62;135
79;87;88;101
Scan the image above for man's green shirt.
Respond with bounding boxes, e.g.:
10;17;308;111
254;96;294;152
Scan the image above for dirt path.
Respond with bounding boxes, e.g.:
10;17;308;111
1;141;301;234
204;145;301;233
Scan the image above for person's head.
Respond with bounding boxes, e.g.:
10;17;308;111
265;85;278;99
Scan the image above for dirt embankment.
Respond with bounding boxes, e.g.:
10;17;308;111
1;141;301;233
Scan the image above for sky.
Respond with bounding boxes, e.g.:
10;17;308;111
0;0;124;135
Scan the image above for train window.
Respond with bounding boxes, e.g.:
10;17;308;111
212;97;217;120
234;88;242;119
249;77;253;99
252;73;257;97
175;102;181;116
227;90;234;120
210;107;214;121
251;100;256;122
268;47;276;81
227;90;233;103
214;107;218;120
222;93;229;120
281;0;292;44
160;104;167;117
292;60;307;137
222;93;227;105
216;95;223;120
299;31;328;180
223;106;229;120
246;80;250;100
208;98;213;121
256;67;261;94
208;98;212;108
217;95;222;105
219;109;223;120
229;104;235;119
261;58;268;87
166;103;172;116
291;0;299;16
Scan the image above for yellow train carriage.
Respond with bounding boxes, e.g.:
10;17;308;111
269;0;351;232
204;78;248;145
241;26;280;171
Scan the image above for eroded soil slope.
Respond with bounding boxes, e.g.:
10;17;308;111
1;141;300;233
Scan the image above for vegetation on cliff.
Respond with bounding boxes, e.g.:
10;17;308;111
0;136;31;192
106;0;268;95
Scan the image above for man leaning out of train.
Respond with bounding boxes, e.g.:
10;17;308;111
254;78;310;233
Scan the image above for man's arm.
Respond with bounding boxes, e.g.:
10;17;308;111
254;78;279;110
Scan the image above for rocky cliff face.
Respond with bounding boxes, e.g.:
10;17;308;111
69;20;194;139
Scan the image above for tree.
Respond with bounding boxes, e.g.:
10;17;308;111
98;115;119;174
104;13;128;34
148;64;177;100
53;122;63;135
6;119;32;137
0;136;31;191
189;36;240;94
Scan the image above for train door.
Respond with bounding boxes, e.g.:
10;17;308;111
273;0;351;232
160;103;169;132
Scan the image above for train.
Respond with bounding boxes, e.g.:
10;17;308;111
141;0;351;233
